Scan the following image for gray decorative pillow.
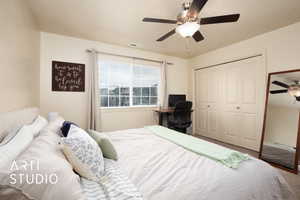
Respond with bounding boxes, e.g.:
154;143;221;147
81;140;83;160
88;129;118;161
61;125;105;181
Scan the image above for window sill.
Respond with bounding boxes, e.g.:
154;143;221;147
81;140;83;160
98;106;158;113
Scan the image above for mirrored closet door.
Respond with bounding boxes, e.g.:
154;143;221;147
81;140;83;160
260;69;300;174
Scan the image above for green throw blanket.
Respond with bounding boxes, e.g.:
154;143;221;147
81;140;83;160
145;126;250;169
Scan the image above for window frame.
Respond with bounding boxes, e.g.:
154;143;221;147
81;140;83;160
98;60;161;109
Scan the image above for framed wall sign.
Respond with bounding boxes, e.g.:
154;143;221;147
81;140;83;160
52;61;85;92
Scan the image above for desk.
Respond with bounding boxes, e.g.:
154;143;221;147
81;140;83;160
154;108;174;125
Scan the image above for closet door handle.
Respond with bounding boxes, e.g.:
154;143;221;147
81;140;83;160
207;105;210;108
236;106;240;110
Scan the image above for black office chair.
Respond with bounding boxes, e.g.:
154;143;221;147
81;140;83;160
167;101;192;134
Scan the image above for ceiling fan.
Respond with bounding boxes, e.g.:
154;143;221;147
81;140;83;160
142;0;240;42
270;80;300;101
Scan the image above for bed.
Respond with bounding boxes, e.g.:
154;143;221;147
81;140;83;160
107;128;296;200
0;108;297;200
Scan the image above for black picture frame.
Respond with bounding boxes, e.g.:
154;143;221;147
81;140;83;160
52;61;85;92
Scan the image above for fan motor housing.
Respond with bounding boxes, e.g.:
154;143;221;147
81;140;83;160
177;2;198;24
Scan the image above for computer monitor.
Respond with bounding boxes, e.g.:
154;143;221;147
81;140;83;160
168;94;186;107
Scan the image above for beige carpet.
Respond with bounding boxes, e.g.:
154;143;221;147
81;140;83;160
195;135;300;199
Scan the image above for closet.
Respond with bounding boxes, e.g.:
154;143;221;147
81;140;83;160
195;56;266;151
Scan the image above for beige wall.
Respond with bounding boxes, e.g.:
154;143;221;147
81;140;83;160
0;0;40;112
40;32;189;131
265;105;299;147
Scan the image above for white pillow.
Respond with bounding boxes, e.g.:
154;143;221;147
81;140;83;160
0;115;47;147
0;126;34;168
27;115;48;137
0;133;5;143
47;112;59;122
61;125;105;181
0;125;22;146
0;116;47;169
41;116;65;136
0;122;85;200
0;107;39;140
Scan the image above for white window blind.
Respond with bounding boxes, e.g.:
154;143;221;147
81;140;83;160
99;57;161;108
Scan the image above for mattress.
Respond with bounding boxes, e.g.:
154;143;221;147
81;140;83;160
107;128;296;200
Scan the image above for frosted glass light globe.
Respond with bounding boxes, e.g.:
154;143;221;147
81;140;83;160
288;85;300;97
176;22;200;37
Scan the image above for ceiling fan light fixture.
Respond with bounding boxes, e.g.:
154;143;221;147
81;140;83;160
288;85;300;97
176;22;200;38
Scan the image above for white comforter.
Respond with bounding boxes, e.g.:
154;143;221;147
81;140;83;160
108;128;296;200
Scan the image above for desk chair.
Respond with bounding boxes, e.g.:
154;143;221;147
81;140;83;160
167;101;192;133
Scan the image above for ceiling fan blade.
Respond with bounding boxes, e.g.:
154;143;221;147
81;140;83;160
270;90;288;94
188;0;208;17
157;29;176;42
143;18;177;24
193;31;204;42
272;81;289;89
200;14;240;25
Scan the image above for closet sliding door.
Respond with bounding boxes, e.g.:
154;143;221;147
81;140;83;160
195;69;208;135
239;57;265;150
195;56;265;151
223;61;242;146
195;67;223;141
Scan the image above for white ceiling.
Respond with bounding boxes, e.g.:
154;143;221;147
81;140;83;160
27;0;300;58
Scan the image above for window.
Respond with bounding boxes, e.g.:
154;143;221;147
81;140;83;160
99;59;161;108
